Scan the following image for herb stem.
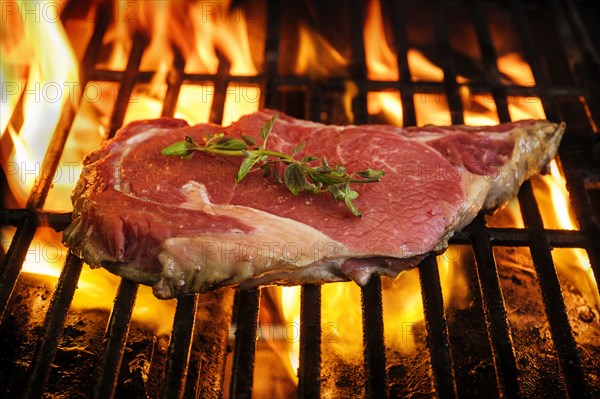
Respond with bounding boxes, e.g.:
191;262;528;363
161;113;385;217
194;146;297;162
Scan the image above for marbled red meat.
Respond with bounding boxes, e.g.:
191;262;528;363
63;110;564;298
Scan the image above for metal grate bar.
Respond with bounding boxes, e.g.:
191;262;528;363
262;0;282;109
506;2;592;396
298;284;321;398
159;294;199;399
387;7;458;393
467;2;528;396
0;95;77;318
488;228;592;248
229;288;260;399
518;182;590;398
161;49;185;118
156;45;231;399
209;55;231;126
431;2;517;397
108;34;148;138
137;68;583;91
0;216;39;318
0;210;72;231
361;276;388;399
305;0;327;122
450;227;594;248
548;0;599;104
508;0;559;121
80;3;111;78
469;0;511;122
388;0;416;127
350;0;369;124
190;289;235;399
418;255;457;399
78;68;587;98
294;8;325;393
4;210;590;250
469;216;520;398
561;0;600;123
93;279;139;399
434;2;519;397
0;4;112;319
433;0;464;124
22;253;83;399
88;28;159;398
546;0;600;296
349;4;388;397
554;142;600;289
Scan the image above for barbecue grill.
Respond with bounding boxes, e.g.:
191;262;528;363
1;0;599;398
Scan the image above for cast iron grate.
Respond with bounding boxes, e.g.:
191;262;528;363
1;0;599;398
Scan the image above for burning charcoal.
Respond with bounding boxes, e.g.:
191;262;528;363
577;305;595;323
54;346;96;365
120;354;151;399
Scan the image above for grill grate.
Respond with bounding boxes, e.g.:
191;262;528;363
1;0;599;398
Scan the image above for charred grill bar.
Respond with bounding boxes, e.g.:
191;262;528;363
1;0;599;398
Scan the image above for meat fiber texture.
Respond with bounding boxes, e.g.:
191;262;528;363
62;110;564;299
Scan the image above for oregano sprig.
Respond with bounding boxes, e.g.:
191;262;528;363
161;113;384;217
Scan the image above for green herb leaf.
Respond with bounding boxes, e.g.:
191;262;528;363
304;179;322;194
344;185;359;200
301;155;318;163
292;141;305;157
284;163;306;195
272;164;283;184
204;132;224;146
356;168;385;180
213;137;248;151
236;155;260;182
344;195;362;217
161;141;196;157
241;135;256;146
259;113;278;147
260;164;271;178
308;170;345;186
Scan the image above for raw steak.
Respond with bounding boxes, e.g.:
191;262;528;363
62;110;564;298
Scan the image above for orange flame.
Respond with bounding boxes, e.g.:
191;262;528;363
364;0;402;125
461;87;499;125
364;0;398;81
1;2;79;205
408;48;444;82
295;22;348;79
2;3;598;392
1;0;266;337
534;161;599;309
